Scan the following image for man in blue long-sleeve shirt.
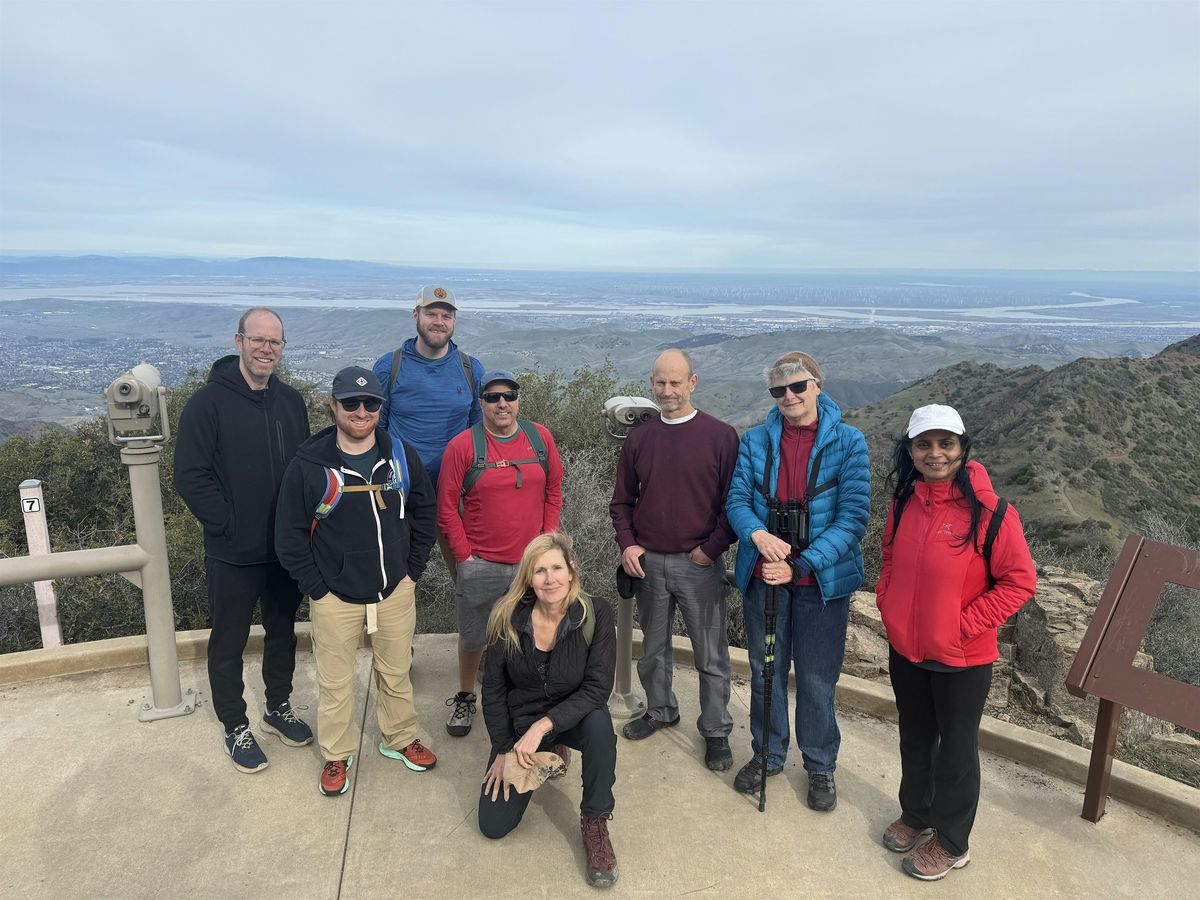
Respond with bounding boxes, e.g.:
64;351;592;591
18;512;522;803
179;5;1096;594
372;285;484;581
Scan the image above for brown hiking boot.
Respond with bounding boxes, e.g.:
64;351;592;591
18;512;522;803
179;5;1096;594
902;834;970;881
882;818;934;853
580;813;618;887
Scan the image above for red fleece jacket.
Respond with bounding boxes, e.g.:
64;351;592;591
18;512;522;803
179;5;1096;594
876;460;1036;667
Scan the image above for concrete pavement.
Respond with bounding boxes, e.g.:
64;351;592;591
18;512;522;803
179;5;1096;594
2;633;1198;899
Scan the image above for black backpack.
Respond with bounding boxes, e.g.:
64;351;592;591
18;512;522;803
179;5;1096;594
461;420;549;497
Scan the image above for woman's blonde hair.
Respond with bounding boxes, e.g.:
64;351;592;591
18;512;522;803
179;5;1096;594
485;532;588;654
763;350;823;387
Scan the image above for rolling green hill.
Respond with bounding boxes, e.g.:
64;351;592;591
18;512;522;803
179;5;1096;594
845;335;1200;550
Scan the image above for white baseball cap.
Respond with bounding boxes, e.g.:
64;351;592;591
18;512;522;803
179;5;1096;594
905;404;966;438
414;285;457;310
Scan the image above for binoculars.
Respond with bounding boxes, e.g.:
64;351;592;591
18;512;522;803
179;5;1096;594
766;498;808;552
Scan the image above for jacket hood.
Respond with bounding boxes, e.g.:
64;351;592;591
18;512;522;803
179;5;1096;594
914;459;999;508
206;354;279;402
295;425;394;468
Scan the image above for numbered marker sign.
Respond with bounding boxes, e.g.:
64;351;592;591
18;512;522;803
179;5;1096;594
23;497;42;513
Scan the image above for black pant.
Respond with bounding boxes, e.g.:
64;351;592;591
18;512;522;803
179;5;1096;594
478;708;617;839
888;646;992;857
206;558;302;732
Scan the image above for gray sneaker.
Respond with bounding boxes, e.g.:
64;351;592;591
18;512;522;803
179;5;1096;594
445;691;477;737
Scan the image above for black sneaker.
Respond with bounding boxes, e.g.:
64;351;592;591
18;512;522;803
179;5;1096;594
224;724;269;774
733;756;783;793
445;692;477;737
807;772;837;811
621;713;680;741
704;736;733;771
261;701;314;747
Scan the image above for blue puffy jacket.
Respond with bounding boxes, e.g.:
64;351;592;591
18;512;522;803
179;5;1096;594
726;393;871;601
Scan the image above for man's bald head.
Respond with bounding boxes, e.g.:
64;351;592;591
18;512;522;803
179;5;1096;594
650;348;698;420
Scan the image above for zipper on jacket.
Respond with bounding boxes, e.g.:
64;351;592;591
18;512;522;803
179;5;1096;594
262;409;277;484
909;495;936;661
338;460;391;599
276;421;286;464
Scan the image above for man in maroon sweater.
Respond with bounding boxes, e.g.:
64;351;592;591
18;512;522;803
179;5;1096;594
609;349;740;771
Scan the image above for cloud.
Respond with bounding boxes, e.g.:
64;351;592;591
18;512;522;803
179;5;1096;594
1;1;1197;269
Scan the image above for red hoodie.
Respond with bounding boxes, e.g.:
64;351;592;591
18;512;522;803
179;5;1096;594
876;460;1036;667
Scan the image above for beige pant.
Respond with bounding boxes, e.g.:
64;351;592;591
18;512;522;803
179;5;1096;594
311;581;417;761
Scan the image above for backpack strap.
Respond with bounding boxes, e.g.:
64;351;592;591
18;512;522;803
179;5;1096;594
386;347;404;400
310;467;345;535
460;352;477;402
581;596;594;646
982;498;1009;588
460;421;550;497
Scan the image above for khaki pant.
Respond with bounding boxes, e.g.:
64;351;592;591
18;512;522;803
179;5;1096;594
311;582;417;761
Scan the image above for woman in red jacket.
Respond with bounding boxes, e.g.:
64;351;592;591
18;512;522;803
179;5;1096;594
875;404;1036;882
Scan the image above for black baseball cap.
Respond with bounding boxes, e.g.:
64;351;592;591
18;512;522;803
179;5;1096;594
331;366;384;401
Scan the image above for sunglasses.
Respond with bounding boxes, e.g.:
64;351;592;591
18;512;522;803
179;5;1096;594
338;397;382;413
481;390;519;404
768;379;814;399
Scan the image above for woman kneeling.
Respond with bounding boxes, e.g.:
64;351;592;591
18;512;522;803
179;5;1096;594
478;532;619;888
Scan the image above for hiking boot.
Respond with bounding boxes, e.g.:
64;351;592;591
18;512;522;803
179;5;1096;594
807;772;837;811
704;736;733;772
319;757;354;797
621;713;680;741
733;756;783;793
902;835;970;881
224;724;269;774
580;813;618;888
883;818;934;853
261;701;314;747
379;738;437;771
445;691;477;737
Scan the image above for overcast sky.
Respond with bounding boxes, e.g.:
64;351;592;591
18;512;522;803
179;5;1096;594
1;1;1197;271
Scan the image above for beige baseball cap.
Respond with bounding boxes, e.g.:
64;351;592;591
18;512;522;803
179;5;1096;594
414;285;457;310
501;750;567;793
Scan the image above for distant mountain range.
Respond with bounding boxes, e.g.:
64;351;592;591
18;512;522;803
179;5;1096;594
844;335;1200;548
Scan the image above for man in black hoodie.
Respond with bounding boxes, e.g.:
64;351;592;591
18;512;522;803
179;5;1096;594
174;307;313;774
275;366;438;797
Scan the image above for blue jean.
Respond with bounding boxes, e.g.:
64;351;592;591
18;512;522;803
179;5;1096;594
742;580;849;773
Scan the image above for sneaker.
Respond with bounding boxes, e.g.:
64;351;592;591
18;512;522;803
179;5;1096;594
902;835;970;881
807;772;837;811
445;691;477;737
621;713;680;741
883;818;935;853
733;756;783;793
704;736;733;772
224;724;269;774
580;813;619;888
319;757;354;797
261;701;314;747
379;738;437;771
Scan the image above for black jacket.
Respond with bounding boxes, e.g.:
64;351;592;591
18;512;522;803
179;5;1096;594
482;596;615;755
274;425;436;603
173;356;310;565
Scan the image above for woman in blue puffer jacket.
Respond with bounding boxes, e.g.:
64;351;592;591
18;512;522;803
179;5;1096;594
726;351;871;811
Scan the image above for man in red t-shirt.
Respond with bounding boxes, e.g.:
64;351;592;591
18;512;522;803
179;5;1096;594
437;370;564;737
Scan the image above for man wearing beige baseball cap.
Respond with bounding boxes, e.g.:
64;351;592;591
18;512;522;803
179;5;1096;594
372;286;485;581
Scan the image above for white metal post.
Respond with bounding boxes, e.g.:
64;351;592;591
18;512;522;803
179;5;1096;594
18;479;62;647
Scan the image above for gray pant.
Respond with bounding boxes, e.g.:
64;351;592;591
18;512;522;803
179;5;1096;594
635;551;733;737
456;558;519;651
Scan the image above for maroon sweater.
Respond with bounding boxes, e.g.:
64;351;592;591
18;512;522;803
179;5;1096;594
609;410;739;559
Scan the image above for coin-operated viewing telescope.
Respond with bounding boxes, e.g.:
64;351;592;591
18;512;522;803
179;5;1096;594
105;363;169;445
602;396;659;441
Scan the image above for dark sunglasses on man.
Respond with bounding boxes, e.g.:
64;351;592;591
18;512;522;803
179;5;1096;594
338;397;383;413
481;390;519;404
768;379;814;399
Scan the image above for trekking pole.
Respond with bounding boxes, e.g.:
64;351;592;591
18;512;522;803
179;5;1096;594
759;579;777;813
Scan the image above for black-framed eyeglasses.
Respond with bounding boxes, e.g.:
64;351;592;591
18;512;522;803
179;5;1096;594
238;334;286;350
481;390;519;404
338;397;382;413
768;379;814;399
